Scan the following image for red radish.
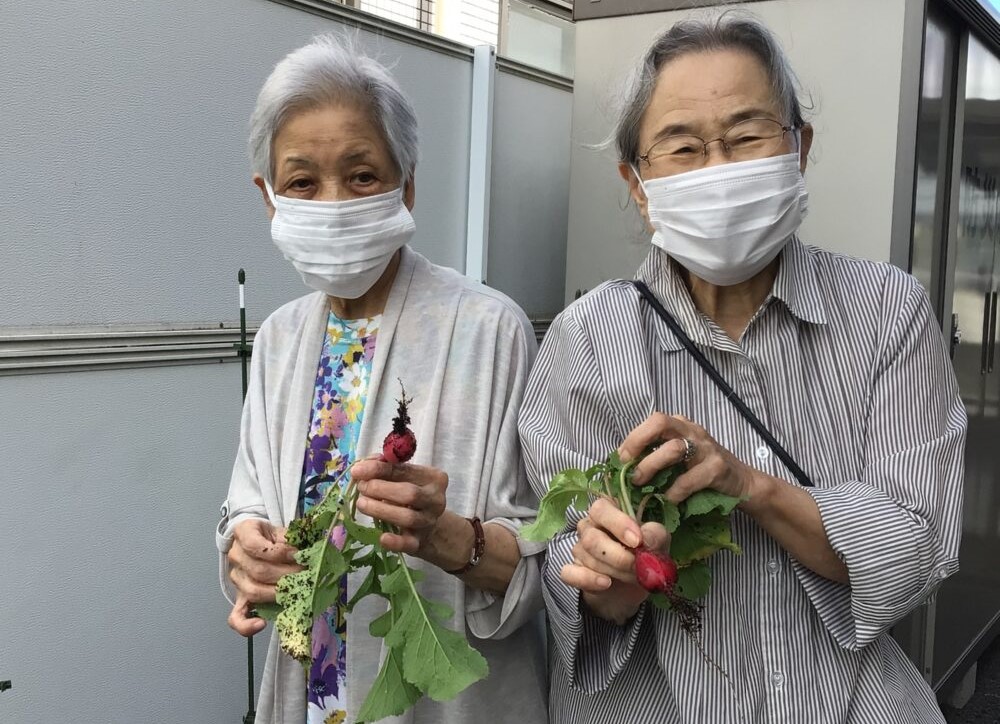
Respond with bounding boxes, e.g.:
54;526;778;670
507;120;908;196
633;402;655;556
634;546;678;594
381;381;416;464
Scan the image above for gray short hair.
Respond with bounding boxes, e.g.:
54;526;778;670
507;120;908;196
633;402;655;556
249;33;419;184
613;12;809;164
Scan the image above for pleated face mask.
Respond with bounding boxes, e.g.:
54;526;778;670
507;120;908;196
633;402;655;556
634;151;809;286
265;181;416;299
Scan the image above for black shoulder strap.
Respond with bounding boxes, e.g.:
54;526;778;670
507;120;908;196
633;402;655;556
633;280;814;488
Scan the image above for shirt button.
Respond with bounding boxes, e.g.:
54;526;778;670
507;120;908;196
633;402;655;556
770;671;785;688
755;445;770;461
766;558;780;575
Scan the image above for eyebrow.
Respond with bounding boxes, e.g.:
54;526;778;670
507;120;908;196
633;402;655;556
648;106;781;144
280;155;316;169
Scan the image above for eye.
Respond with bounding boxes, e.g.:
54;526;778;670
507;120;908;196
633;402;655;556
286;177;314;191
670;146;699;156
730;134;763;146
352;171;378;185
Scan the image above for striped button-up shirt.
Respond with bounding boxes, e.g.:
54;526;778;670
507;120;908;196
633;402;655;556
519;239;966;723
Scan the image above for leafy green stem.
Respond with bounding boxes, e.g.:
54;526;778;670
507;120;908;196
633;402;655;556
618;460;638;521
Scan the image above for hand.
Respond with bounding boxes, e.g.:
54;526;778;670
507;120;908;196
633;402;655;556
559;497;671;625
228;594;266;637
227;518;301;605
352;459;448;556
621;413;758;505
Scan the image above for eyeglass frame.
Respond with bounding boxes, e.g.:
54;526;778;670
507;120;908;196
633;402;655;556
636;117;798;169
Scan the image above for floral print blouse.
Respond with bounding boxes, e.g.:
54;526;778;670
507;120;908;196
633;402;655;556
299;311;380;724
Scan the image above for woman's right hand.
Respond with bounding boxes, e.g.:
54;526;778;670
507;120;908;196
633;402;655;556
226;519;302;636
559;497;671;626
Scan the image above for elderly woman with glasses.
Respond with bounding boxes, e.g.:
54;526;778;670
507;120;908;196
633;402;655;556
215;35;547;724
520;14;965;724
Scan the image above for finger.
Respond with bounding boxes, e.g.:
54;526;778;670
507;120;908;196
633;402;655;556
228;566;278;603
575;524;636;579
588;498;642;549
618;412;684;463
351;460;448;488
560;563;613;593
235;522;298;565
377;531;420;555
631;437;689;486
228;595;267;637
573;543;637;583
639;521;671;553
356;496;434;531
356;479;438;511
663;460;717;505
228;543;301;584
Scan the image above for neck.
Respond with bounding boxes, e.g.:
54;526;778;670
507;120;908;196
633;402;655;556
328;250;402;320
679;257;780;342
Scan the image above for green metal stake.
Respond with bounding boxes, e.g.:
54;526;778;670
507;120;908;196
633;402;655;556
237;269;256;724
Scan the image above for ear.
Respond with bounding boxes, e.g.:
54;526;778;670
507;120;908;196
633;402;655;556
798;124;814;175
253;174;275;221
403;174;416;211
618;162;653;233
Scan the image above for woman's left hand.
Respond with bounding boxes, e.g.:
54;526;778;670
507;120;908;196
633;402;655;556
620;412;759;504
352;459;448;555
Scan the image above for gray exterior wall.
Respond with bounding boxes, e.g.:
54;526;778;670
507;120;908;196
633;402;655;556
0;0;571;721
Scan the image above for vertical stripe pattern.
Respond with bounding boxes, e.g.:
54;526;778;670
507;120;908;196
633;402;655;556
519;239;967;724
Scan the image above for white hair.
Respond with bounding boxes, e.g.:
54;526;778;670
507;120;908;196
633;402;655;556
248;33;419;184
613;11;810;164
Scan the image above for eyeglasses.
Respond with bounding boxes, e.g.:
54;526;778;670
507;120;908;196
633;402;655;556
638;118;795;175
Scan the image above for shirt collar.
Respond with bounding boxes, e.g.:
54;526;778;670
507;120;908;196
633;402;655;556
634;236;828;354
770;236;828;326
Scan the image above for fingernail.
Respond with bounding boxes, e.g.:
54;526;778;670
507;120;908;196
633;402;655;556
617;447;632;463
630;469;646;486
624;530;641;548
597;575;612;589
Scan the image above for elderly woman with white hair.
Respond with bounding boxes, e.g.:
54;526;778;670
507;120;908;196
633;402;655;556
215;35;547;724
520;13;965;724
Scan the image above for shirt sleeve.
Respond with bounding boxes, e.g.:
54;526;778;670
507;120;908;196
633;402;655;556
518;309;646;692
215;320;272;605
464;305;548;641
794;273;967;650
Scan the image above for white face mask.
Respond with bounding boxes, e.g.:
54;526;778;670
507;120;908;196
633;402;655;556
265;181;415;299
635;151;809;286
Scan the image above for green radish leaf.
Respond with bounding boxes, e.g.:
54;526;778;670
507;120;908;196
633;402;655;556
681;490;742;519
607;451;624;471
418;593;456;623
659;498;681;533
347;563;382;612
383;563;489;701
669;512;741;566
519;469;592;542
272;566;317;663
649;464;682;491
369;609;394;638
649;593;672;611
355;643;422;722
253;602;281;621
285;507;334;549
381;562;415;596
674;561;712;600
310;538;350;619
342;513;383;546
